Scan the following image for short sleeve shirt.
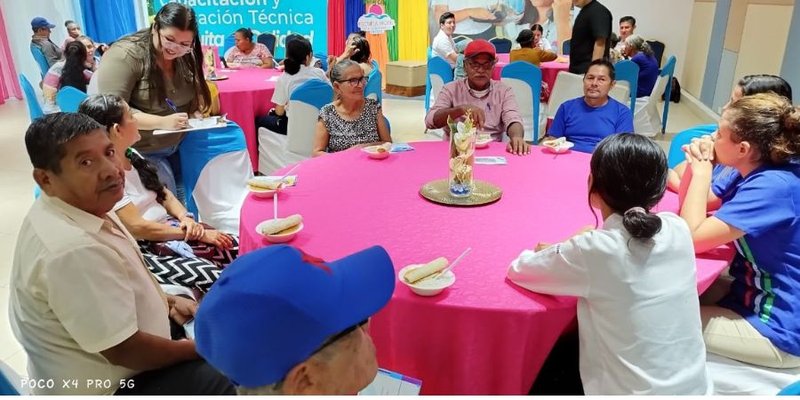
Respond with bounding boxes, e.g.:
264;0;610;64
569;0;612;74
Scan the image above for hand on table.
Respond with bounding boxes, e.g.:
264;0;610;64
506;136;530;156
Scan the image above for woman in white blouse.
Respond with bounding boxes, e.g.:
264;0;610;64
507;134;711;395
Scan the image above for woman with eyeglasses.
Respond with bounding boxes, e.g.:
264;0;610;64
313;60;391;156
96;3;229;196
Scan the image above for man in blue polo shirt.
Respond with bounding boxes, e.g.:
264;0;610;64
545;59;633;153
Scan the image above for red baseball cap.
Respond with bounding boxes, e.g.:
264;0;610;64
464;39;496;59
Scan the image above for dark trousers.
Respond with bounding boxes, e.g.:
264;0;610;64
256;113;288;135
114;359;235;395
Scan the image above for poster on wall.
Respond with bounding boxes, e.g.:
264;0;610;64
428;0;575;49
358;2;396;34
146;0;327;58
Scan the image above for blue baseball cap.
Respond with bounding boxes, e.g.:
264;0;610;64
31;17;56;30
195;244;396;387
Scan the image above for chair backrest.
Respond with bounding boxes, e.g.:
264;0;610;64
287;79;333;156
0;360;22;395
667;123;717;168
562;39;571;55
660;55;677;134
501;61;542;142
257;33;277;55
365;68;383;103
223;33;236;55
30;46;50;78
646;40;665;67
546;71;583;120
314;53;328;71
614;59;639;112
779;380;800;395
425;56;455;112
489;37;512;54
19;74;44;121
55;86;89;112
453;35;470;46
608;84;630;106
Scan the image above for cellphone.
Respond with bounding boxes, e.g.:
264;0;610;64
183;318;196;340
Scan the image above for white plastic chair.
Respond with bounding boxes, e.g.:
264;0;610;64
632;73;670;137
258;79;333;175
545;71;583;121
707;353;800;395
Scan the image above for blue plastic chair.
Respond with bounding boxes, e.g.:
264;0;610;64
660;55;677;134
779;380;800;395
314;53;328;71
489;37;512;54
501;61;542;142
425;56;455;113
19;74;44;121
257;33;277;55
287;79;334;156
365;67;383;103
667;123;717;168
55;86;88;112
614;59;639;112
562;39;571;55
30;46;50;78
223;33;235;56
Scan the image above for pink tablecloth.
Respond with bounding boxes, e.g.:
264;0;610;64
238;141;733;394
214;68;281;171
493;53;570;90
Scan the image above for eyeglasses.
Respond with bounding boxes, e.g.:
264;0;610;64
466;60;495;71
159;32;193;56
310;319;369;356
338;76;367;86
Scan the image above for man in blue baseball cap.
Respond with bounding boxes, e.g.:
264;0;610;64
195;244;396;395
30;17;63;68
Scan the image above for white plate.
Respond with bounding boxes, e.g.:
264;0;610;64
256;221;304;243
542;140;575;154
248;176;288;197
475;139;492;149
398;264;456;296
362;145;391;159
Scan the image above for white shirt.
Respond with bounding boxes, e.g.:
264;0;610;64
507;212;712;395
9;195;170;394
114;166;170;223
432;29;457;67
431;0;495;35
271;64;330;110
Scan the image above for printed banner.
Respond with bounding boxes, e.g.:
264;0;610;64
147;0;328;58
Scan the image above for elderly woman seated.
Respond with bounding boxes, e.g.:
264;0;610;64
313;60;391;156
78;94;238;294
623;35;659;98
224;27;274;68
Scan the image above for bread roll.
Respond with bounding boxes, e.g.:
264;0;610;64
260;214;303;235
403;257;449;284
248;178;281;190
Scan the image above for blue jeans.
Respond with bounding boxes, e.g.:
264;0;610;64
140;146;184;203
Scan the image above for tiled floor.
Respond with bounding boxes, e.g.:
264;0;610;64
0;94;712;378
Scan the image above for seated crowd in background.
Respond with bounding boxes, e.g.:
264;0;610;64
510;28;557;66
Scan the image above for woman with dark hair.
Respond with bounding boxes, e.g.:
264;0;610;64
680;93;800;369
256;36;328;135
224;27;274;68
668;75;793;199
42;38;96;110
78;94;238;294
96;3;244;197
313;60;391;156
328;33;373;78
508;133;710;394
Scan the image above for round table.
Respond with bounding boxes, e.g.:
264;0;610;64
238;141;733;394
493;53;570;91
214;67;281;171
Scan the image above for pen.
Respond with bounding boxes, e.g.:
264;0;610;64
165;98;178;112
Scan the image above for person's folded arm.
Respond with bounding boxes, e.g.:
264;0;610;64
115;202;185;242
100;331;197;371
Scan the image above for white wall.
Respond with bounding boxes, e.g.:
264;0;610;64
601;0;693;80
1;0;79;93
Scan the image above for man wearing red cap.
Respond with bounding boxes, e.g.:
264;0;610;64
425;39;530;155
